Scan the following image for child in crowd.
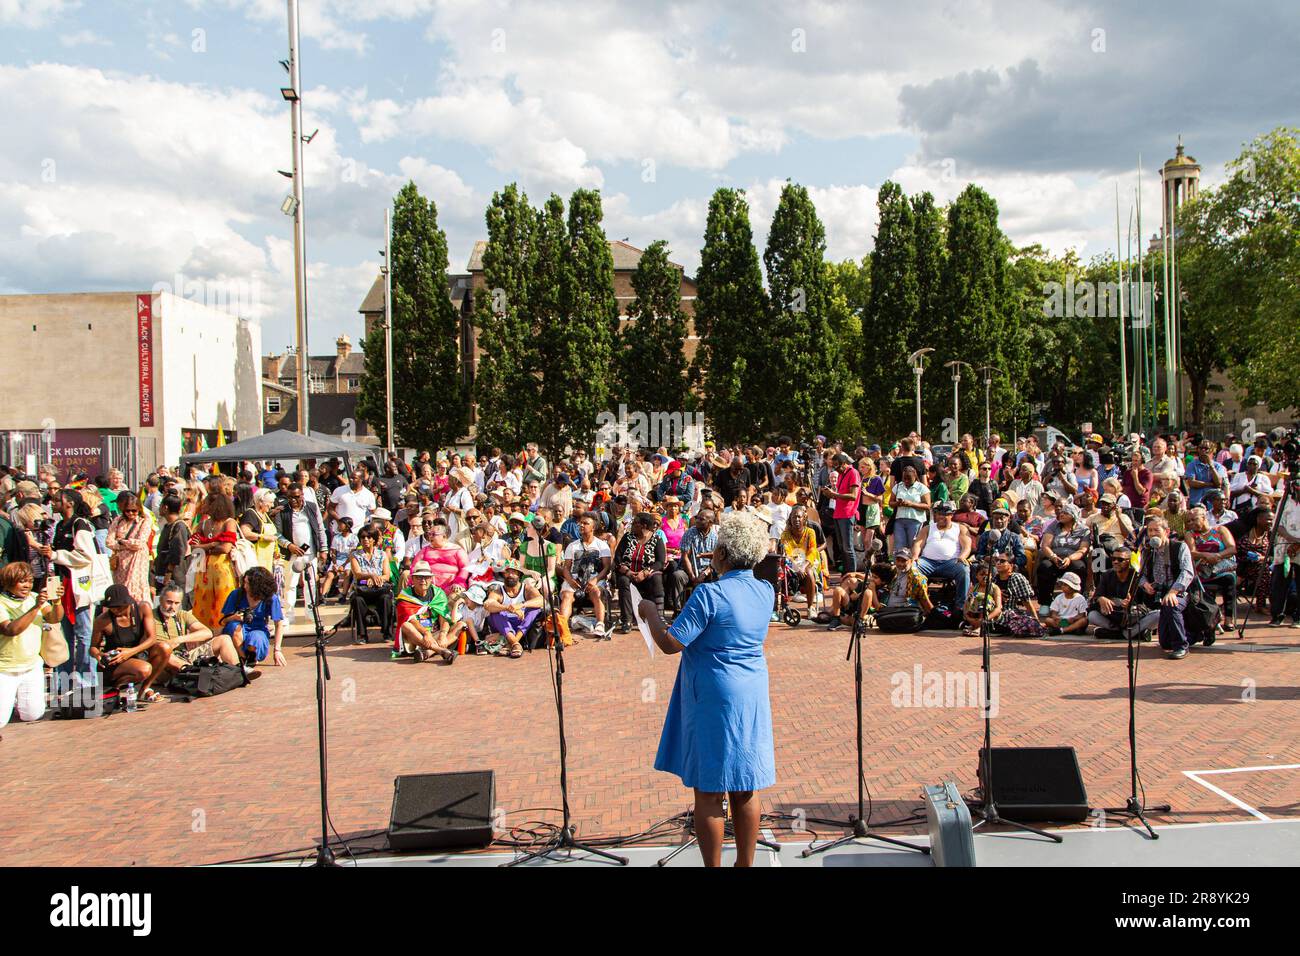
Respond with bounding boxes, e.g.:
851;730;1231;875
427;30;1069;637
319;515;356;603
962;563;1003;637
1041;571;1089;636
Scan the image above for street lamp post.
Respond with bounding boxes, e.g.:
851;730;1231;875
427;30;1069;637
945;361;972;443
907;348;934;437
381;207;395;455
283;0;309;435
977;364;1005;450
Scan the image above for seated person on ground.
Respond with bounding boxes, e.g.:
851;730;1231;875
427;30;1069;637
91;583;169;701
219;567;285;667
395;560;463;664
1040;571;1088;635
153;582;239;670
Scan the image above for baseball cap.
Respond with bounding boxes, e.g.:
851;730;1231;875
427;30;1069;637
1088;434;1104;445
1099;493;1117;505
933;500;955;514
508;511;528;524
103;584;134;607
892;548;911;560
1058;571;1082;591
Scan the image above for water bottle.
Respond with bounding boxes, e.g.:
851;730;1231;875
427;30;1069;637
124;682;137;713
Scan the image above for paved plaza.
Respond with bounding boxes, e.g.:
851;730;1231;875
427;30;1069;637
3;605;1298;866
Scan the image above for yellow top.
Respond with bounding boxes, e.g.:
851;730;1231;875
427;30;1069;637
0;593;43;674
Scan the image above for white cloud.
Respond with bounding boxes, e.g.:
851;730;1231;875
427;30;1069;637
0;0;74;28
58;28;108;47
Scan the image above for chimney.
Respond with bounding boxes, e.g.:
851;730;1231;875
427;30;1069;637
265;352;283;379
336;334;351;359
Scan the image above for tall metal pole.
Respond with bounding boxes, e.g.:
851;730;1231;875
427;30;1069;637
915;367;923;436
1136;158;1147;430
1115;183;1128;434
383;206;395;455
908;348;933;438
287;0;310;435
945;361;970;443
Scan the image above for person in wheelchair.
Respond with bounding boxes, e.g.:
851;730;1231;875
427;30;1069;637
558;513;613;638
348;526;395;644
778;506;824;616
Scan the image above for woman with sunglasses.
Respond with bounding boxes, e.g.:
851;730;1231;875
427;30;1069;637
106;491;153;603
348;526;394;644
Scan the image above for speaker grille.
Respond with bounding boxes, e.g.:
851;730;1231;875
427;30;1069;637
978;747;1089;822
389;771;496;850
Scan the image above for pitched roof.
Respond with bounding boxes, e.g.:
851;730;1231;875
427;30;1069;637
264;352;365;380
465;239;683;273
359;273;473;313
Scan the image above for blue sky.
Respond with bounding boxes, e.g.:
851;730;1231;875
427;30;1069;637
2;0;1296;355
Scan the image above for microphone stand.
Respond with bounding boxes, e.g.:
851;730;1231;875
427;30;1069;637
300;556;342;866
1103;541;1170;838
503;532;628;866
802;596;929;858
970;532;1062;843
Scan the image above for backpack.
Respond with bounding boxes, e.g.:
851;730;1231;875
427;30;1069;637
172;659;248;698
875;605;926;633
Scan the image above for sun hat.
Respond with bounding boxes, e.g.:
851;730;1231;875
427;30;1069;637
372;507;392;521
410;561;433;578
508;511;528;524
1058;571;1082;591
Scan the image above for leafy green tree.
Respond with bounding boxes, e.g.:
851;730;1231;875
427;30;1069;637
693;188;769;443
471;183;539;452
825;257;869;441
934;185;1017;439
1182;127;1300;419
761;181;840;437
357;181;468;452
617;239;689;414
859;181;918;438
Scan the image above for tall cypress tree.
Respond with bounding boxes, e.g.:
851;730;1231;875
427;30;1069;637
556;188;616;455
357;181;468;452
471;183;538;452
935;184;1016;437
859;180;918;438
761;181;839;437
912;191;946;339
693;188;768;443
617;239;689;414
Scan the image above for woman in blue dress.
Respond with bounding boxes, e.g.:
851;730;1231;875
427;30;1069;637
639;512;776;867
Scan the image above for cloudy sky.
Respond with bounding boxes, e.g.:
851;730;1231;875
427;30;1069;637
2;0;1296;354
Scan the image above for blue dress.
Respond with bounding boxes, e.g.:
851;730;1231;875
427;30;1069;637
654;569;776;793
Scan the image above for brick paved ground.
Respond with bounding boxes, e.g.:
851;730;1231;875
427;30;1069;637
2;604;1297;865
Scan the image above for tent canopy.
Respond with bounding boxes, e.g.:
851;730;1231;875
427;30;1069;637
309;432;384;462
179;429;353;466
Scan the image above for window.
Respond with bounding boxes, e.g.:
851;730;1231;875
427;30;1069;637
267;395;282;414
279;377;295;388
347;377;359;391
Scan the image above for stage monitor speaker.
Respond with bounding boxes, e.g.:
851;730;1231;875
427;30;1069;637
389;771;496;851
977;747;1089;823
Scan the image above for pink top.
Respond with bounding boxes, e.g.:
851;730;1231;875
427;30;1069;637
417;545;468;591
833;468;860;520
661;516;688;552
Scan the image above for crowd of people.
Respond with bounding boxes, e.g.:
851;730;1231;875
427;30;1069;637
1;426;1298;733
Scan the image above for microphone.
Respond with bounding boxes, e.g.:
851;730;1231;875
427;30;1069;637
291;555;311;573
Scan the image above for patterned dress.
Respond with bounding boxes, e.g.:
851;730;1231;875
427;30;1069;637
107;515;153;603
191;521;240;632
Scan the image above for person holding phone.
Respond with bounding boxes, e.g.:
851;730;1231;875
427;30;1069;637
0;562;63;735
